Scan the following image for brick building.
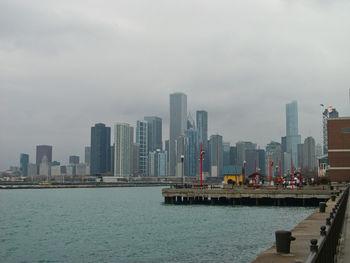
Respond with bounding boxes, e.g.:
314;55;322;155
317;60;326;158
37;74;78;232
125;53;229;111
328;117;350;182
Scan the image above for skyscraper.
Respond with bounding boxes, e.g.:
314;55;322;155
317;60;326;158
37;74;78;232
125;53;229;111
114;123;134;177
169;92;187;176
144;116;162;152
196;110;209;172
36;145;52;165
303;136;316;171
20;153;29;177
84;146;91;164
322;106;339;154
285;101;301;167
209;134;223;177
69;155;79;164
136;120;148;176
184;129;198;177
90;123;111;176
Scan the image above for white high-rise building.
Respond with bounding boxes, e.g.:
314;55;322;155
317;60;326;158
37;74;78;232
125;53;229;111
136;120;148;176
114;123;134;177
169;92;187;176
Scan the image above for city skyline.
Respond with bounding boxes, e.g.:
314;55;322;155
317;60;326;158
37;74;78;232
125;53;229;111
1;0;350;170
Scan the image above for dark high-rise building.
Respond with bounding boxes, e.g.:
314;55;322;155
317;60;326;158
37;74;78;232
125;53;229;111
257;149;266;175
20;153;29;177
223;142;230;166
36;145;52;165
229;146;237;165
144;116;162;152
69;155;80;164
169;92;187;176
185;129;198;177
90;123;111;176
136;120;148;176
323;106;339;154
209;134;223;177
245;150;259;176
85;146;91;164
196;110;209;172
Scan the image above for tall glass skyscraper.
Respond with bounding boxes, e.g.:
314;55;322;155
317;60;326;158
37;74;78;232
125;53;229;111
169;92;187;176
20;153;29;177
144;116;162;152
286;101;301;167
136;120;148;176
209;134;223;177
114;123;134;177
196;110;209;172
184;129;198;177
90;123;111;176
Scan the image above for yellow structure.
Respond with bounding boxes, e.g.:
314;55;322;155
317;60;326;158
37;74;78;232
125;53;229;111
224;174;243;184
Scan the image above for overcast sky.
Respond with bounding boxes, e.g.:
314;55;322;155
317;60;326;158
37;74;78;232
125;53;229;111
1;0;350;170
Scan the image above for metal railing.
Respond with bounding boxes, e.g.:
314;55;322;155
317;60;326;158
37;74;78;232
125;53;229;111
305;186;349;263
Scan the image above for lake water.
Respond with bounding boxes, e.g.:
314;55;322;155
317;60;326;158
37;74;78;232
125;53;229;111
0;187;314;263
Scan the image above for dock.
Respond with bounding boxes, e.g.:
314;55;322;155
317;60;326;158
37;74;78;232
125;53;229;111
162;187;333;206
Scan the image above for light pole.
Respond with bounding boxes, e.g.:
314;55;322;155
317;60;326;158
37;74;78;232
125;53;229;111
200;143;205;186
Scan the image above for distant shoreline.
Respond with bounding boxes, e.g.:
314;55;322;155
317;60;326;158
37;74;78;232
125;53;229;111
0;183;173;190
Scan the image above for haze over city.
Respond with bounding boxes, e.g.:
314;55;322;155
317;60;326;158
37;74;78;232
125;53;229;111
1;0;350;170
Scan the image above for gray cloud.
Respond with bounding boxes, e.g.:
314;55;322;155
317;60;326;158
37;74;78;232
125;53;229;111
1;0;350;169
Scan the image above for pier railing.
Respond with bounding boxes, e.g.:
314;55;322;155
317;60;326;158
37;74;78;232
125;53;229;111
305;185;349;263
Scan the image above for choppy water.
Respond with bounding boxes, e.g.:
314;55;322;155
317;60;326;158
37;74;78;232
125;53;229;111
0;187;314;263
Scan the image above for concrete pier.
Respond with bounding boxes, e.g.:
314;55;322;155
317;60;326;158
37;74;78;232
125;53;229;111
162;188;332;206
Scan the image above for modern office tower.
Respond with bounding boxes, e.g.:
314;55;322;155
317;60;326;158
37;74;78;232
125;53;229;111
110;145;115;175
223;142;230;166
144;116;162;152
229;146;237;165
286;101;301;167
84;146;91;164
184;129;198;177
169;92;187;176
148;151;156;177
257;149;266;175
236;141;246;166
297;144;304;169
66;164;76;176
114;122;134;177
148;150;167;177
20;153;29;176
209;134;223;177
322;106;339;154
165;140;169;175
245;150;259;176
236;141;257;166
281;136;287;153
136;121;148;176
132;143;140;176
27;163;37;177
90;123;111;176
69;155;79;164
265;141;282;178
303;136;316;171
157;150;167;177
196;110;209;172
39;155;50;176
175;135;188;177
60;166;67;174
36;145;52;165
